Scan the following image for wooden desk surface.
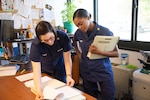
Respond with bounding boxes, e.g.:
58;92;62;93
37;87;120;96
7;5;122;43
0;75;96;100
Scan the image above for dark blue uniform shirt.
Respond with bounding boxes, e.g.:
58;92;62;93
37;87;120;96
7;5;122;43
30;31;72;78
74;22;114;82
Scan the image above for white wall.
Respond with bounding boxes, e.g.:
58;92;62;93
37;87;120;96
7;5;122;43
110;49;145;68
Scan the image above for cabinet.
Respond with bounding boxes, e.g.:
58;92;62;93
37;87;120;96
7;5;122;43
69;34;80;85
133;68;150;100
72;54;80;85
112;65;135;99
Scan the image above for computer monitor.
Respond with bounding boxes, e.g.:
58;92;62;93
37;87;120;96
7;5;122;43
0;20;14;42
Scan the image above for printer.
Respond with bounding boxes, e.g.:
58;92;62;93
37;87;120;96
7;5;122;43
132;50;150;100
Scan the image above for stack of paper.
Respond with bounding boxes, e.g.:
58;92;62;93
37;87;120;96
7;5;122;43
24;76;85;100
0;64;19;76
15;72;33;82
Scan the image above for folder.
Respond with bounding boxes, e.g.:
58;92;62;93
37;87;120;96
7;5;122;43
87;36;119;59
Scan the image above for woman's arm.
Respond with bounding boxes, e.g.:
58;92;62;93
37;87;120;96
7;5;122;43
63;51;75;86
31;61;44;100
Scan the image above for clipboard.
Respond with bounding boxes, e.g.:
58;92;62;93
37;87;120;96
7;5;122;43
87;36;119;59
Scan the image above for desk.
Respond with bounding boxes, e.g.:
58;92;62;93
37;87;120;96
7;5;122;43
0;75;96;100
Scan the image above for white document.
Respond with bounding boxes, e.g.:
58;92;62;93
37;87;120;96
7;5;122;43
24;76;66;93
0;69;17;76
15;72;33;82
56;86;81;100
0;13;13;20
13;14;22;29
43;86;64;100
43;85;82;100
24;76;84;100
0;65;18;76
18;2;31;18
87;36;119;59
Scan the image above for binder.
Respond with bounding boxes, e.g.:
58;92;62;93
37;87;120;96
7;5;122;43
87;36;119;59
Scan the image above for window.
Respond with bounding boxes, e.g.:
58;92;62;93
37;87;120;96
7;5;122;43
75;0;94;20
97;0;150;51
72;0;94;34
98;0;132;41
137;0;150;42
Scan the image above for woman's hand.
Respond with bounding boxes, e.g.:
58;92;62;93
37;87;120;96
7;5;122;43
89;44;100;54
66;76;75;86
89;44;119;57
35;93;44;100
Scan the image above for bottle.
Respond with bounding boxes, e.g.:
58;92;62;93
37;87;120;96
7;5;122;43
121;53;128;66
27;24;33;39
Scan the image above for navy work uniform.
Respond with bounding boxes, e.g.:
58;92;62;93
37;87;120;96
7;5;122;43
30;31;72;83
74;21;115;100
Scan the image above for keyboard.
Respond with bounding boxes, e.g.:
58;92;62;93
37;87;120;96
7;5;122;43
10;54;29;64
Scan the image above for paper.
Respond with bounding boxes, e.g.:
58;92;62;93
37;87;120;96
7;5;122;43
29;9;40;19
87;36;119;59
25;76;52;88
24;76;83;100
13;14;22;29
13;0;21;10
35;0;44;8
56;86;81;100
24;0;36;7
43;86;82;100
15;72;33;82
21;18;32;29
24;76;66;92
0;70;17;76
0;13;13;20
0;65;19;76
43;86;64;100
18;2;31;18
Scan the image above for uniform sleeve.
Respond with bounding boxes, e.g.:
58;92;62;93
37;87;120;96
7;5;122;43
29;43;41;62
101;26;114;36
58;31;73;52
74;30;80;41
63;34;73;52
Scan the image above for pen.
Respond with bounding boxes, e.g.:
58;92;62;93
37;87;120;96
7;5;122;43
20;69;26;74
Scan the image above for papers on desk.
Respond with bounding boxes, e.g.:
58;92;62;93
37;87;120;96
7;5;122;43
87;36;119;59
15;72;33;82
24;76;85;100
24;76;66;90
43;85;82;100
0;64;19;76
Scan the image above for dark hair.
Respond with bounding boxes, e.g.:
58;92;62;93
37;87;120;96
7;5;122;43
35;21;56;39
73;8;91;20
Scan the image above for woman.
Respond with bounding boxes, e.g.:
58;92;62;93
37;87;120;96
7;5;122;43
30;21;74;100
73;8;119;100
